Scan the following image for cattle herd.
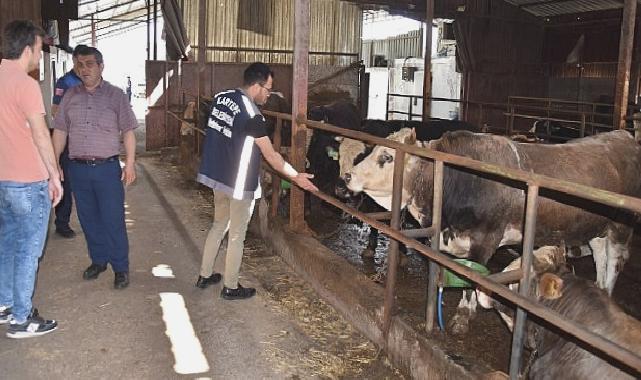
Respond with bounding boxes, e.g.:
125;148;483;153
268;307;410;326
286;101;641;378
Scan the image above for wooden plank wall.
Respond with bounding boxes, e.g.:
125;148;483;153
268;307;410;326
0;0;42;60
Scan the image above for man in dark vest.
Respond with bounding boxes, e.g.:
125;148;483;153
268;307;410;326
50;44;86;239
196;62;317;300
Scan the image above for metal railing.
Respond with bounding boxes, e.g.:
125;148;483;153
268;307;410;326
263;109;641;379
386;93;640;139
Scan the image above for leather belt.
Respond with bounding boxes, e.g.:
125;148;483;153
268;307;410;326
70;155;119;165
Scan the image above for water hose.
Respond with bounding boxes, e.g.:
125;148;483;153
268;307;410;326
437;287;445;331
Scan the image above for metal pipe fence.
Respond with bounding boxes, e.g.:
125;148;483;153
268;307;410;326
261;109;641;379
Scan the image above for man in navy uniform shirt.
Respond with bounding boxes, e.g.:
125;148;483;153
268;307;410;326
196;62;318;300
50;44;86;239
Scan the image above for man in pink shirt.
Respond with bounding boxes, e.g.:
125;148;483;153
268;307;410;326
0;20;62;338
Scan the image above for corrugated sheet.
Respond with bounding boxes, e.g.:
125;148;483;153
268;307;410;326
504;0;623;18
362;30;422;67
182;0;361;65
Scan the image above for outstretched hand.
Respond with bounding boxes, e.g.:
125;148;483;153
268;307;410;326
291;173;318;192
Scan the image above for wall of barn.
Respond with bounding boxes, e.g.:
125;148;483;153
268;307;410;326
543;13;640;107
180;0;361;66
455;0;545;132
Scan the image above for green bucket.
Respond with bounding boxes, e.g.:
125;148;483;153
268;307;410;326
280;179;291;190
441;259;490;288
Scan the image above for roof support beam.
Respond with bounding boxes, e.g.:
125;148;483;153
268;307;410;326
614;0;637;128
422;0;433;122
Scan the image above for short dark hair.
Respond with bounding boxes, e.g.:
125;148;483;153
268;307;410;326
72;44;89;57
2;20;45;59
243;62;273;87
75;45;104;65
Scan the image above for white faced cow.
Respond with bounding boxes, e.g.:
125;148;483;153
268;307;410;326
344;129;641;334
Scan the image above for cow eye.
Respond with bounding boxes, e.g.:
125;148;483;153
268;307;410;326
377;151;394;167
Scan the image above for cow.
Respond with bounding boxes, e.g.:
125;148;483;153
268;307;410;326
531;119;585;143
478;246;641;380
344;129;641;334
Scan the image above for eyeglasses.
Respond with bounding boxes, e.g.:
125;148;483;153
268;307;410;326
259;84;274;94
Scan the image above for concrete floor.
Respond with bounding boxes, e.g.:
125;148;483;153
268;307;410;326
0;155;401;379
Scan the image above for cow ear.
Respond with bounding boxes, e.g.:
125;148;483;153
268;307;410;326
538;273;564;300
405;129;417;145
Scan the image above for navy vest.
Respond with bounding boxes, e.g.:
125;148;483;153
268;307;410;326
197;89;264;200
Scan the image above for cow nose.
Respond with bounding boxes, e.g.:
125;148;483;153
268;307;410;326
344;173;352;183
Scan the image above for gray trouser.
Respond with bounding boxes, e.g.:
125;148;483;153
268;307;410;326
200;190;256;288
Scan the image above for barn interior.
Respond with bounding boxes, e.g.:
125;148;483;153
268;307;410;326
2;0;641;379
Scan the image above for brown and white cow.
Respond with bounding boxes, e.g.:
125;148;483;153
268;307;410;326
478;246;641;380
344;129;641;334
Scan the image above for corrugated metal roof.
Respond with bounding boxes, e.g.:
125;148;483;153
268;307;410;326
504;0;627;18
72;0;149;44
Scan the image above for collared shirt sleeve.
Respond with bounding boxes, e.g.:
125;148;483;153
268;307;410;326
245;115;268;138
117;90;138;132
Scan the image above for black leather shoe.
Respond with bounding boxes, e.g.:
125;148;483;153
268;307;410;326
221;284;256;300
195;273;222;289
114;272;129;289
83;264;107;280
55;227;76;239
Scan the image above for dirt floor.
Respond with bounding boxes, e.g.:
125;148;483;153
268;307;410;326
0;154;403;379
304;201;641;373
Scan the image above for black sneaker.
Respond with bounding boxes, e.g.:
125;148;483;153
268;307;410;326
55;226;76;239
0;307;12;324
221;284;256;300
195;273;222;289
6;309;57;339
83;263;108;280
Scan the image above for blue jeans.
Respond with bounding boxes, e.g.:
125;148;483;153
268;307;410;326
0;180;51;323
69;160;129;272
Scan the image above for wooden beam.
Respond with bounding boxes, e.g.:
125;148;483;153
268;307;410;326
421;0;433;121
614;0;637;129
290;0;310;232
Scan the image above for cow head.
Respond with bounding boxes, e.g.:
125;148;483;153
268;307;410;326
477;246;569;334
343;128;416;198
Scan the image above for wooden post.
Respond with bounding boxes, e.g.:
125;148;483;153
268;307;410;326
614;0;637;129
290;0;310;232
422;0;434;121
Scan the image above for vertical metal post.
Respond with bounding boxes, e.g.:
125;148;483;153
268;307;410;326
153;0;158;60
290;0;310;232
385;94;390;121
197;0;207;97
479;104;484;130
508;184;539;380
163;60;168;148
425;160;443;332
146;0;150;60
408;97;413;121
271;118;283;217
580;113;586;137
91;14;97;47
382;149;406;341
614;0;637;129
422;0;434;121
